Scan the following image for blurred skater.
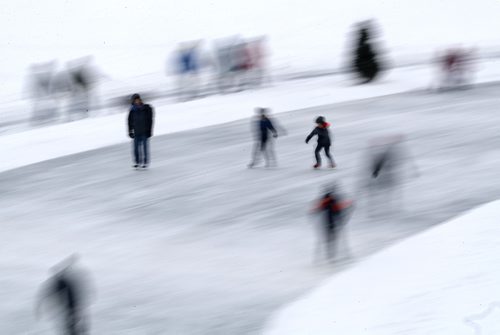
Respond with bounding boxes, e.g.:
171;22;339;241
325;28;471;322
433;47;476;91
312;184;353;261
35;255;95;335
248;107;279;168
363;134;419;216
128;93;154;169
305;116;336;169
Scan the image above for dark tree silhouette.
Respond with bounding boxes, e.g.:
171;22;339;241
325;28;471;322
353;24;380;83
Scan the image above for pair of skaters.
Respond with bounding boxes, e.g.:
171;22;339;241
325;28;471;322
248;109;337;169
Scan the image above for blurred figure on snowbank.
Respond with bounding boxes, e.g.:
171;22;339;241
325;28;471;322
312;183;354;262
35;255;95;335
174;41;202;101
361;134;419;216
350;20;384;84
64;56;102;121
26;60;59;125
214;36;270;93
26;56;103;124
248;107;285;168
433;47;477;91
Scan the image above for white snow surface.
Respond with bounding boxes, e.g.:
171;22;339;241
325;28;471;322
3;58;500;174
263;200;500;335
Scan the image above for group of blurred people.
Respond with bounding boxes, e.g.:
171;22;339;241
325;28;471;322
172;36;270;101
247;107;419;262
25;57;101;125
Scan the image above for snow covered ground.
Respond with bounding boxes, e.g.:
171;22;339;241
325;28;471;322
263;199;500;335
2;84;500;334
3;57;500;174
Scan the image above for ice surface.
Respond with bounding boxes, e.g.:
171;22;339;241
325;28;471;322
2;85;500;333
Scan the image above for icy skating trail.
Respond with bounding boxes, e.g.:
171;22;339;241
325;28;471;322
3;58;500;174
2;85;500;334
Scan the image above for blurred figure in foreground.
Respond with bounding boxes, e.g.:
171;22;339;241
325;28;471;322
312;183;354;262
305;116;336;169
351;20;382;84
35;255;95;335
128;93;154;169
248;107;279;168
363;134;419;216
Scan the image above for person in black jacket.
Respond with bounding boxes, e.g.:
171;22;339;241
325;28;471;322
36;255;95;335
128;93;154;169
305;116;336;169
248;107;278;168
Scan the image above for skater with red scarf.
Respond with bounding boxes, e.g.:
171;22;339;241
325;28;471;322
312;184;354;261
305;116;336;169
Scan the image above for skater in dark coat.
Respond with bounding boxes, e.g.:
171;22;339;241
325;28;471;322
36;255;95;335
128;93;154;169
313;187;353;260
305;116;336;169
248;107;278;168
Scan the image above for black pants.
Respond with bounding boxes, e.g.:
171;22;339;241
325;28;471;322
314;144;334;166
133;135;149;165
324;219;339;259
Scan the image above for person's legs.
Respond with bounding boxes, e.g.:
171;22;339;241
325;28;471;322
65;310;79;335
325;221;336;260
142;137;149;166
248;141;261;167
324;145;336;167
267;139;277;167
314;145;322;166
261;139;270;166
133;137;140;165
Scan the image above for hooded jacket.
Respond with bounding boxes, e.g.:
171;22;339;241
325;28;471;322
306;122;331;145
128;104;154;137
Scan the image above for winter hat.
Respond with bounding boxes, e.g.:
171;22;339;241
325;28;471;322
131;93;141;103
315;116;325;124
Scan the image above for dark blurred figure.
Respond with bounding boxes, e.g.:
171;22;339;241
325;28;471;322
352;21;382;84
175;41;201;101
312;183;354;261
26;61;59;125
128;93;154;169
248;107;279;168
364;135;419;215
65;57;98;121
35;255;95;335
305;116;336;169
